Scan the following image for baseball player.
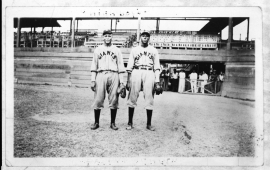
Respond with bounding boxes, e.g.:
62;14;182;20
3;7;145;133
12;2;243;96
90;30;126;130
189;70;198;93
125;31;163;131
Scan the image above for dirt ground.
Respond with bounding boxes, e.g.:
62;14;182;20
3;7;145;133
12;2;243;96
14;84;257;157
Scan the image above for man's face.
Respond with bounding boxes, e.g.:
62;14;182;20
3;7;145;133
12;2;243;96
140;34;150;44
103;34;112;44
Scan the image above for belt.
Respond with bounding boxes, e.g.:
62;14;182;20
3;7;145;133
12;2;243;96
98;70;118;73
133;67;153;70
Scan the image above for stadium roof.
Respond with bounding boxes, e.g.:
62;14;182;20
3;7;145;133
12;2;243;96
13;18;72;28
199;17;248;34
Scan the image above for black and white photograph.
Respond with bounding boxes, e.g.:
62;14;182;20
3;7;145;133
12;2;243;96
3;3;269;169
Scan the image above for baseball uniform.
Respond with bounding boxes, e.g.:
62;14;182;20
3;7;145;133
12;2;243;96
178;71;186;93
190;72;198;93
126;45;161;110
91;44;125;109
201;73;208;94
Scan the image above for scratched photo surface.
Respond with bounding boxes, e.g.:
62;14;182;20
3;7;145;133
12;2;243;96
6;6;264;167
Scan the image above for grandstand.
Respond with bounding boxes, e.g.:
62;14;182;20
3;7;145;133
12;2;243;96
13;16;256;100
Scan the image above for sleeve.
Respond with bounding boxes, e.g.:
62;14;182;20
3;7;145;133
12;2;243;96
153;48;161;72
153;48;161;82
116;49;126;84
91;50;98;82
126;49;135;73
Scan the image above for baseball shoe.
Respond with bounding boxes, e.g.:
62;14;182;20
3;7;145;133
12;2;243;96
91;123;99;130
126;123;133;130
110;123;119;130
146;125;155;131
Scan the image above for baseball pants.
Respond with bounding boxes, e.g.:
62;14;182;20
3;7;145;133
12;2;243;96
190;80;197;93
201;81;207;94
178;78;185;92
92;71;120;109
127;69;155;110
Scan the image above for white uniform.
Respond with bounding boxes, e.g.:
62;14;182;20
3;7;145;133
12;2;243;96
91;45;125;109
190;72;198;93
201;73;208;94
178;72;186;92
126;45;161;110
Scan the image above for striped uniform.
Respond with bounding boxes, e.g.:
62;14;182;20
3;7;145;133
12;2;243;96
91;45;125;109
126;45;161;110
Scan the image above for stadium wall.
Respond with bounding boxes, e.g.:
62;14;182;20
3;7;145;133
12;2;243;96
14;47;255;100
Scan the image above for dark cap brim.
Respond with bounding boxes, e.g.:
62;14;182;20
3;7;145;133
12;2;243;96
140;32;150;37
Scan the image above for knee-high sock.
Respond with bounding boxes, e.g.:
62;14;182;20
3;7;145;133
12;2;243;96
128;107;134;124
146;109;153;126
111;109;117;124
94;109;101;124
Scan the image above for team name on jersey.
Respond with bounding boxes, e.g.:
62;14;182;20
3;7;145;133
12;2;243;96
134;51;154;61
98;50;117;60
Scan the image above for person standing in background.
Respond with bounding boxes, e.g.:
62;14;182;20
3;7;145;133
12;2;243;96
198;72;203;93
160;70;166;90
217;71;224;93
178;69;186;93
164;70;170;91
201;71;208;94
189;70;198;93
171;69;179;92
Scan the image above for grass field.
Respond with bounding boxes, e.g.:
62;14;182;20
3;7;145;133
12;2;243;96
14;84;257;157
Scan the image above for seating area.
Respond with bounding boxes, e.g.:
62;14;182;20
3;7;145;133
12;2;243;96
14;30;254;51
84;32;136;48
149;34;220;50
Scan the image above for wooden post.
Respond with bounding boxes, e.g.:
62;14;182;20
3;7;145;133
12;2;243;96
30;27;33;48
227;17;233;50
71;18;75;47
111;19;113;31
247;18;249;41
16;18;21;47
76;20;78;32
70;19;72;35
156;18;160;33
137;16;141;43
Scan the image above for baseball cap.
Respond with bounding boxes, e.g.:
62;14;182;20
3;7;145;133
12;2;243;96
103;30;112;35
140;31;150;37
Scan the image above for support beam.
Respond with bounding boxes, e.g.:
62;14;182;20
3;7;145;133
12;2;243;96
71;18;75;47
137;16;141;43
227;17;233;50
156;18;160;33
110;19;112;31
16;18;21;47
247;18;249;41
76;20;79;32
70;19;72;36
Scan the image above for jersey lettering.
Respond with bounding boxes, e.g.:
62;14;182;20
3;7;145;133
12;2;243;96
98;50;117;60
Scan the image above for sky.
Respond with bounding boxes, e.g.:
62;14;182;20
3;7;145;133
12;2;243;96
16;7;257;41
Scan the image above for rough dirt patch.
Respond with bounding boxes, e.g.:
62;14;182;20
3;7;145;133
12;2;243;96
14;84;257;157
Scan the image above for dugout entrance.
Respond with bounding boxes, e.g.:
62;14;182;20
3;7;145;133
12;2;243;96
160;61;225;95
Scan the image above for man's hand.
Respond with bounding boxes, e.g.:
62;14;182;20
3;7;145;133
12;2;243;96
126;81;131;91
91;81;96;92
117;83;126;98
154;82;163;95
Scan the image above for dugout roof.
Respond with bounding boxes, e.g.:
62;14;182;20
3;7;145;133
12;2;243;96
13;18;73;28
199;17;248;34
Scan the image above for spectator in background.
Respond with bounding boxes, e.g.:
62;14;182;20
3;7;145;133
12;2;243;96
171;69;179;92
189;70;198;93
201;71;208;94
209;70;218;93
160;70;166;90
198;72;203;93
164;70;170;91
178;70;186;93
217;71;224;93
